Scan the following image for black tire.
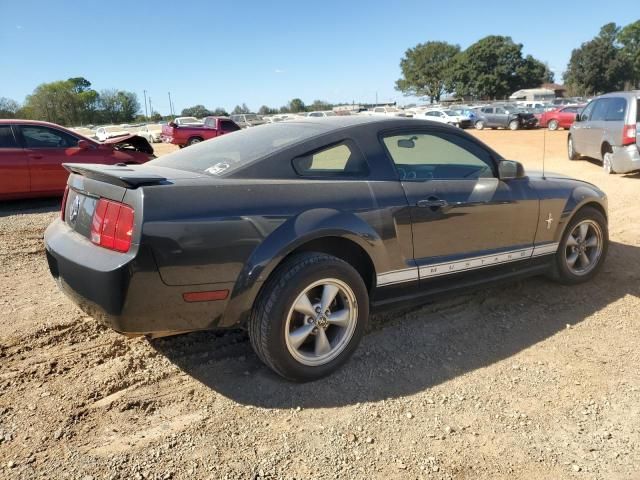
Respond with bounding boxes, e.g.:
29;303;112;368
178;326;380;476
548;119;559;131
249;252;369;382
475;120;485;130
567;135;579;160
187;137;203;146
549;206;608;285
509;119;520;131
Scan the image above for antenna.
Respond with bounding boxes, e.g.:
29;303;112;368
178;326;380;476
542;124;547;179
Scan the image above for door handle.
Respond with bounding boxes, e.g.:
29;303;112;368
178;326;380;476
417;198;448;208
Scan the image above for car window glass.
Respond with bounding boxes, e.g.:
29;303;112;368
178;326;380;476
580;101;596;121
0;126;19;148
292;142;368;177
21;126;78;148
564;107;577;113
383;132;495;180
220;120;240;132
604;98;626;121
590;99;609;121
482;108;493;114
495;107;506;114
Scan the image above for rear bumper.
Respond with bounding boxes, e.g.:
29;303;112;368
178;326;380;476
44;219;233;335
611;145;640;174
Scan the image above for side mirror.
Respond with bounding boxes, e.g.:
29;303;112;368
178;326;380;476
77;140;91;150
498;160;525;180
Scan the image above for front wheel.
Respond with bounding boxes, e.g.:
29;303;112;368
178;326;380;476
249;253;369;381
548;120;559;131
509;119;520;131
550;207;608;285
567;136;579;160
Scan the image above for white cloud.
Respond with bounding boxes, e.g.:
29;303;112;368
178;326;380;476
274;69;285;74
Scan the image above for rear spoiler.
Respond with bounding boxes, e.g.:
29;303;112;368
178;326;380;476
63;163;167;188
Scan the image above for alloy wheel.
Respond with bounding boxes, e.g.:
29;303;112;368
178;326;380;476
564;220;603;276
284;278;358;366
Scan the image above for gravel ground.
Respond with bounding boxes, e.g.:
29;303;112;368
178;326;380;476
1;131;639;479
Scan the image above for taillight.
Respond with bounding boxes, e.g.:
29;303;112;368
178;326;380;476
623;124;637;146
90;198;135;252
60;186;69;220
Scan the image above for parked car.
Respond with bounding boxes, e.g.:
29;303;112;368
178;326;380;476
262;116;283;123
45;116;608;381
0;120;153;200
474;105;538;130
539;106;582;130
449;106;478;124
367;106;407;117
96;125;130;141
230;114;266;128
137;124;163;143
307;111;337;118
161;116;241;147
414;109;472;128
568;91;640;174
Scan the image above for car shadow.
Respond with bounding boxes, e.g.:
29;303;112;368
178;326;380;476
0;197;62;218
151;240;639;409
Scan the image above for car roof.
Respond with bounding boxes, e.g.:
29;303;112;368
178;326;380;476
0;119;70;128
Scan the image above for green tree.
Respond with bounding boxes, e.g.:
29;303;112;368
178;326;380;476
212;107;229;116
618;20;640;88
564;23;631;95
449;36;550;99
99;89;140;123
258;105;278;115
395;41;460;103
0;97;20;118
181;104;213;117
288;98;305;113
232;103;250;114
308;99;333;111
150;111;163;122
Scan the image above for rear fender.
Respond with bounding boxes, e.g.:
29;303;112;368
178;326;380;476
220;208;384;327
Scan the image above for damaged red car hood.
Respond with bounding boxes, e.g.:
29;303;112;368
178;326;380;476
100;134;154;155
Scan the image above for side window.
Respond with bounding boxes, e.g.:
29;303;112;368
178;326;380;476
495;107;506;114
0;126;19;148
383;132;495;180
604;98;626;121
220;120;240;132
580;101;596;121
21;126;78;148
590;99;609;121
481;107;493;114
292;142;368;177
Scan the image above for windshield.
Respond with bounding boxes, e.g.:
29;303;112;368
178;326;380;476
150;122;327;176
442;110;457;116
245;114;259;121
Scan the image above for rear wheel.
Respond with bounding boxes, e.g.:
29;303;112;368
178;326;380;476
475;120;485;130
550;207;608;284
548;119;559;131
187;137;203;146
249;253;368;381
602;148;616;174
567;135;579;160
509;119;520;131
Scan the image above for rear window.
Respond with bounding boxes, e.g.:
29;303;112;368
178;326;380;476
149;122;327;176
0;125;18;148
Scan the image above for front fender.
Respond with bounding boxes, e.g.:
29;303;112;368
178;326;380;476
220;208;385;327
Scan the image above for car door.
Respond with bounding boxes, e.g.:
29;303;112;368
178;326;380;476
560;107;578;128
572;100;596;155
17;124;88;194
481;107;494;126
381;129;539;285
584;99;610;159
494;107;509;127
0;125;30;198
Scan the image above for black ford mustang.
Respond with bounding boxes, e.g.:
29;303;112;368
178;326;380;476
45;117;608;381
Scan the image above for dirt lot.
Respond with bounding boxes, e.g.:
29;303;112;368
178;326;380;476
1;130;639;479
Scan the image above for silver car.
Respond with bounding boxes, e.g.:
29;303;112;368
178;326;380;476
568;91;640;174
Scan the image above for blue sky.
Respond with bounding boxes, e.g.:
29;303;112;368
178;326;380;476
0;1;633;114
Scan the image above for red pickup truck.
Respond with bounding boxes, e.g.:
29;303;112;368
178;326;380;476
161;116;241;147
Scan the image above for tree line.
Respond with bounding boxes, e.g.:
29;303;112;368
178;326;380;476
180;99;335;118
396;20;639;102
0;77;152;126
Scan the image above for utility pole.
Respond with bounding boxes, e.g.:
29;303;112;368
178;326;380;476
148;97;153;118
375;91;378;107
168;92;174;116
143;90;149;120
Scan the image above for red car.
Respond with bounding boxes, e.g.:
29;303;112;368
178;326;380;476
0;120;154;200
539;106;583;131
161;116;240;147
